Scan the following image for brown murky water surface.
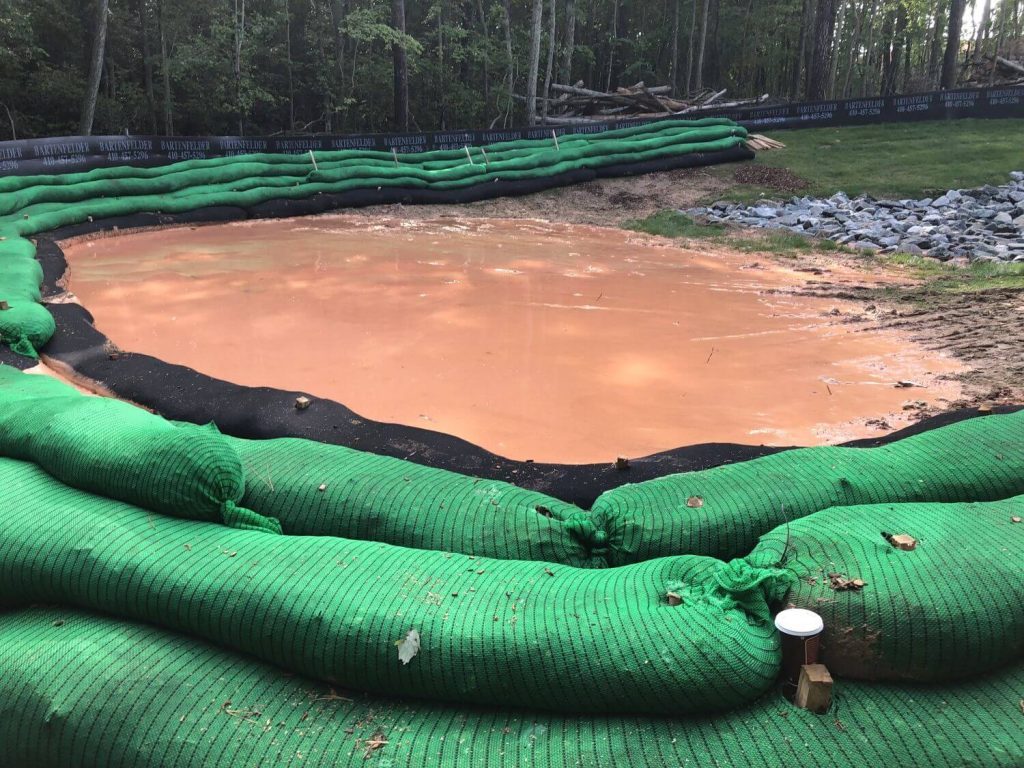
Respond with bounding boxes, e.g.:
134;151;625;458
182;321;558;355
62;216;962;463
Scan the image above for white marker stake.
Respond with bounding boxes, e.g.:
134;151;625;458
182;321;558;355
552;130;560;151
308;150;318;171
392;148;400;167
464;145;475;165
480;147;490;169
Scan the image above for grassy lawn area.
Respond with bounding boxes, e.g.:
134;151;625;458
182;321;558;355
709;118;1023;203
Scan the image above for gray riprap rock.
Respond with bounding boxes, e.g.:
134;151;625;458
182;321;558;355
685;172;1024;263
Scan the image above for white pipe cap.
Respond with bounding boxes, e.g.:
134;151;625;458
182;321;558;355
774;608;824;638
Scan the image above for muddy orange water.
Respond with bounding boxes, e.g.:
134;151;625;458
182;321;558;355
62;216;962;463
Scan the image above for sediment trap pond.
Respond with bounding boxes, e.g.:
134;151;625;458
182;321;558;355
63;215;960;464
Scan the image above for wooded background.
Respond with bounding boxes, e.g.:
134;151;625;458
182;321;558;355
0;0;1021;138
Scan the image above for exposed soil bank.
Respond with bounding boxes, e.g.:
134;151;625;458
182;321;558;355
63;215;961;464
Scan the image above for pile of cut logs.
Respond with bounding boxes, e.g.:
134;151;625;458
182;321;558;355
963;53;1024;87
536;81;770;125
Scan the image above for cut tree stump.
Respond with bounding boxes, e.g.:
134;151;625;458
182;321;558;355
795;664;833;714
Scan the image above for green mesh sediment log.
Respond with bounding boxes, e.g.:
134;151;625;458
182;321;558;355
231;435;606;566
1;607;1022;768
0;457;789;715
591;408;1024;563
747;495;1024;682
0;367;280;533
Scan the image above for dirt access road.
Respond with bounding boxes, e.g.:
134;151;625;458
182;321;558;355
352;164;1024;417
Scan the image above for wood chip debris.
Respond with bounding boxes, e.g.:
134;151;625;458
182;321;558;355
362;732;388;758
686;496;704;508
829;573;866;591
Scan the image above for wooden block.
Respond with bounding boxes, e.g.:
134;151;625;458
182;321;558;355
795;664;833;714
666;591;682;606
890;533;917;551
294;396;311;410
0;300;9;311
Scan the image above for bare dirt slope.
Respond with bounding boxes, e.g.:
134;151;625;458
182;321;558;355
355;166;732;226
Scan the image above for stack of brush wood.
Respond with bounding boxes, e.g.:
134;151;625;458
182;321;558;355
536;81;770;125
962;49;1024;87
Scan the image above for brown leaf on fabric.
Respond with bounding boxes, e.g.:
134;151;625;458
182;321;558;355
362;732;388;758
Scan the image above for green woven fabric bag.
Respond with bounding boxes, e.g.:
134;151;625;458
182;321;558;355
231;435;605;565
1;607;1022;767
0;367;279;533
0;456;790;715
591;409;1024;564
747;495;1024;681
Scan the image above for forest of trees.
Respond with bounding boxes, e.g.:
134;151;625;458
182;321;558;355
0;0;1021;139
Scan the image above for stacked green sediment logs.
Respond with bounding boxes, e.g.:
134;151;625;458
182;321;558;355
0;119;747;357
0;456;790;716
590;408;1024;563
1;370;1024;763
4;368;1024;570
1;607;1022;767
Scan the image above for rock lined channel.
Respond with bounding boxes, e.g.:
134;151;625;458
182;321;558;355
690;172;1024;262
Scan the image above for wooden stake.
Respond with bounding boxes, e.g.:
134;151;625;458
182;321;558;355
308;150;318;171
464;146;476;165
480;147;490;169
552;130;560;151
795;664;833;714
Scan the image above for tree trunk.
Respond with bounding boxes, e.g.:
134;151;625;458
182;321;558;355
79;0;110;135
136;0;158;133
500;0;514;127
391;0;409;131
560;0;576;84
927;5;948;87
881;3;907;96
328;0;348;131
233;0;246;135
806;0;838;100
157;0;173;134
973;0;992;60
686;0;698;92
526;0;543;125
841;0;869;97
670;0;680;93
475;0;490;115
285;0;294;131
605;0;619;92
695;0;710;91
941;0;966;88
541;0;557;121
